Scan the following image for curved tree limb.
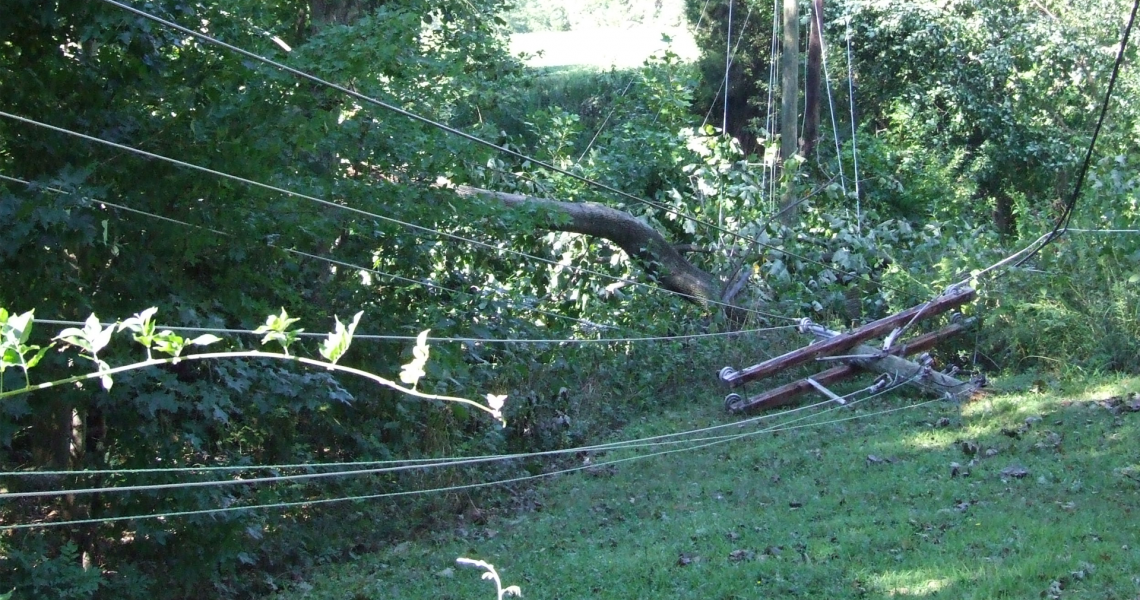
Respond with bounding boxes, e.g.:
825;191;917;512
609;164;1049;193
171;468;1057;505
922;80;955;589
453;186;723;306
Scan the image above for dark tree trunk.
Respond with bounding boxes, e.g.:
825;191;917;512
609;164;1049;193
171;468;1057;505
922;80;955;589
801;0;824;158
778;0;801;223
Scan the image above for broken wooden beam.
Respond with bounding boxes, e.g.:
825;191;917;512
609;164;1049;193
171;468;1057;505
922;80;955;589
720;285;975;388
729;318;976;413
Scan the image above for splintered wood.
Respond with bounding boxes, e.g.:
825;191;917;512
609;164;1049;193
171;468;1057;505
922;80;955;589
719;285;979;413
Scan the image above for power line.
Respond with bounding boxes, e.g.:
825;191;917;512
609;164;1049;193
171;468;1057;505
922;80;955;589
0;173;615;332
31;317;792;346
1;383;937;531
959;0;1138;284
4;385;844;480
95;0;916;301
0;379;883;500
0;119;791;323
95;0;775;255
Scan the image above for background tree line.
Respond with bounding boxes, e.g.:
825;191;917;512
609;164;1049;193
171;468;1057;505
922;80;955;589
2;0;1138;597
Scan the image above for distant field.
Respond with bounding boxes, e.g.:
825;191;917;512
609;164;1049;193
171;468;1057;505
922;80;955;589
510;26;700;69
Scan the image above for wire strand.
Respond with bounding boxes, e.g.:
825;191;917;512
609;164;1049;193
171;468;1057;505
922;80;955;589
95;0;785;258
93;0;910;299
0;125;791;323
1;380;935;531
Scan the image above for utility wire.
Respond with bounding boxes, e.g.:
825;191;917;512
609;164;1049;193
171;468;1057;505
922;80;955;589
95;0;915;300
0;173;613;332
2;382;936;530
0;375;892;501
844;14;861;228
816;2;848;200
0;119;792;322
96;0;779;257
959;0;1138;284
723;0;734;133
31;317;791;346
4;384;845;479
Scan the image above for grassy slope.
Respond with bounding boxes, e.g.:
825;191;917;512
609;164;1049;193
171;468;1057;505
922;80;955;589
268;374;1140;599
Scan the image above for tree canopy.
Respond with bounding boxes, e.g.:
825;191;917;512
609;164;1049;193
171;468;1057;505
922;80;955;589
2;0;1139;597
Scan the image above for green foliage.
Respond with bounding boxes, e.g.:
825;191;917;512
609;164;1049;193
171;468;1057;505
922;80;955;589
504;0;685;33
4;0;1140;597
1;538;103;600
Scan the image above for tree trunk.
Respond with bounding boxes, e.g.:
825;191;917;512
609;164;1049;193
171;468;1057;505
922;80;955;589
778;0;801;223
454;186;725;306
801;0;824;158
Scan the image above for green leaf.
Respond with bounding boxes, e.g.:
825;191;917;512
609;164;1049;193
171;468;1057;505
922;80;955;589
254;309;303;354
3;309;34;345
25;344;52;369
119;307;158;334
319;311;363;364
152;331;186;357
0;347;19;370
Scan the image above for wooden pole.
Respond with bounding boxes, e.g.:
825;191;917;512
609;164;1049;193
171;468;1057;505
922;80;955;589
721;286;975;387
730;318;977;412
801;0;824;158
778;0;800;222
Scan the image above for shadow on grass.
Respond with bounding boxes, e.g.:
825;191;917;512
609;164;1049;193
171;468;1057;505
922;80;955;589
265;377;1140;600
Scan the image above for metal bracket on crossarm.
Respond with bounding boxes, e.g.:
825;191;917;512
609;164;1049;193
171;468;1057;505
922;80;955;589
805;377;846;405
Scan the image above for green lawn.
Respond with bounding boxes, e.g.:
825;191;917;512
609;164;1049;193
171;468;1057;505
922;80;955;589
265;374;1140;599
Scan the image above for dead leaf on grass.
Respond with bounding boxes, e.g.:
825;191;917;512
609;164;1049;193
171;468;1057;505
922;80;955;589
1001;464;1030;479
728;549;755;563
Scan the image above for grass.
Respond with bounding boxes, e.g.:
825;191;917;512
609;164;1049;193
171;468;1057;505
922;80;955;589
265;372;1140;600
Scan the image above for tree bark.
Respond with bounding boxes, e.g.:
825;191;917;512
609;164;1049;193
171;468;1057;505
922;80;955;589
454;186;724;306
801;0;824;158
779;0;801;223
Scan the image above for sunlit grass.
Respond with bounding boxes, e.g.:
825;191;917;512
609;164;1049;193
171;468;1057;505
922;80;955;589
266;374;1140;600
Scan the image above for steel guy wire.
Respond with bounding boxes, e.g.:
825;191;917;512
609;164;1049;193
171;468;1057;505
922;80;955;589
701;4;755;130
816;1;848;200
575;75;637;164
97;0;783;257
1;377;935;531
97;0;914;299
0;118;793;323
844;13;861;229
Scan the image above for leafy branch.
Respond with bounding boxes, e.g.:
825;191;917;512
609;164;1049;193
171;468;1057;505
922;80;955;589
0;307;508;424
